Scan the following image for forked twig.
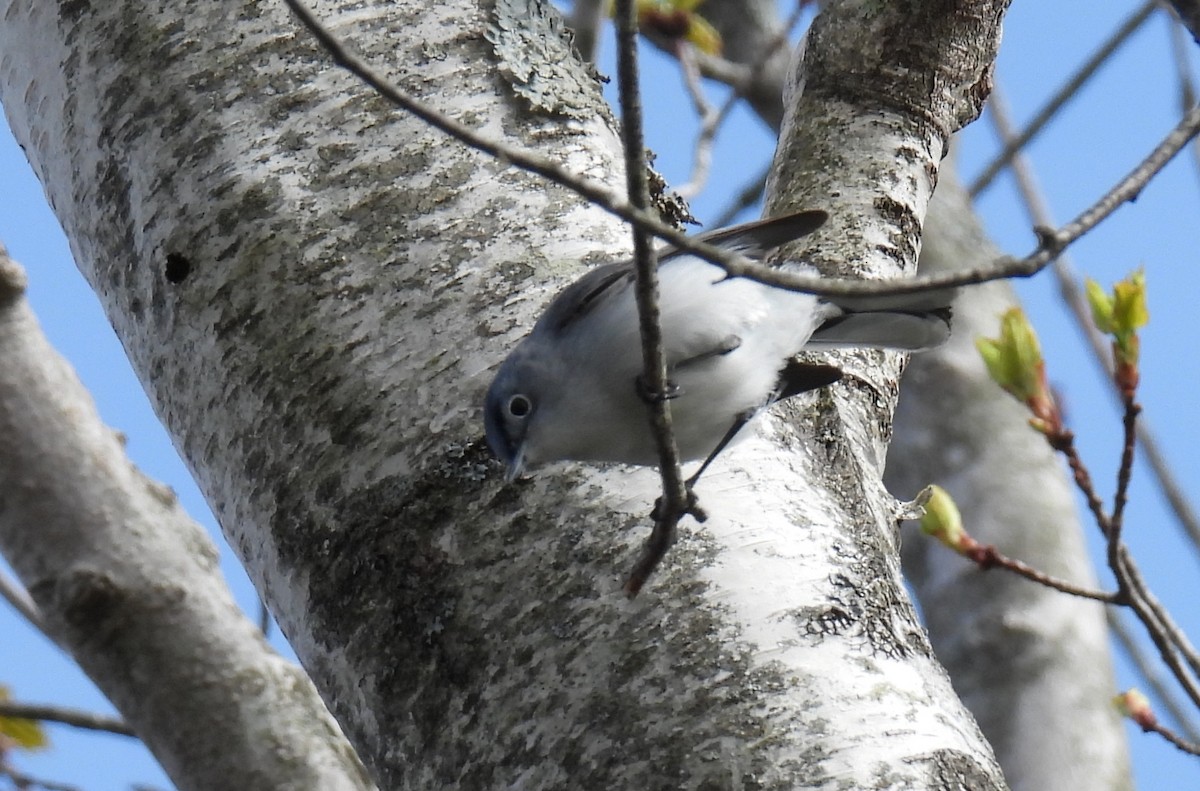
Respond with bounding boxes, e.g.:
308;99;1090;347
674;0;808;198
1109;609;1200;741
987;87;1200;563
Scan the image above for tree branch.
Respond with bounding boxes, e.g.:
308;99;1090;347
674;1;807;198
986;86;1200;565
960;543;1121;604
969;0;1158;196
1109;609;1200;741
283;0;1200;301
0;246;373;790
0;566;46;635
0;701;134;738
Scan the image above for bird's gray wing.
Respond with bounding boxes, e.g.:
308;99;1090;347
536;261;635;335
659;209;828;262
535;208;828;337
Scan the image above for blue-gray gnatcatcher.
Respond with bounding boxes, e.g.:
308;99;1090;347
485;209;953;480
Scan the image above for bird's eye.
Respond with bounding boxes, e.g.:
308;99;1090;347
507;394;532;418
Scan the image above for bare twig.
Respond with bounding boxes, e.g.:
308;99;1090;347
282;0;1200;301
1168;13;1200;192
1141;720;1200;755
0;701;135;737
1109;399;1140;556
1045;426;1200;707
1051;434;1111;534
674;1;806;198
987;87;1200;560
613;0;697;596
0;568;45;634
0;764;80;791
674;46;720;199
969;0;1158;196
1120;550;1200;686
1134;421;1200;552
716;100;1200;296
1098;543;1200;710
961;543;1120;603
1109;610;1200;742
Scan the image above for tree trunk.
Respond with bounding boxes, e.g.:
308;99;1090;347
887;161;1133;791
0;248;373;789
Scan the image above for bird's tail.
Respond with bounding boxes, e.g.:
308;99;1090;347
808;289;957;352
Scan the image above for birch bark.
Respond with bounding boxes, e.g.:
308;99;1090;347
0;248;373;789
0;0;1014;786
888;163;1133;791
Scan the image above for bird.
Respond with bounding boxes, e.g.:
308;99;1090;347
484;209;953;481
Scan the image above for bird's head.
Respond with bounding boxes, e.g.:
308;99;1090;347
484;345;551;480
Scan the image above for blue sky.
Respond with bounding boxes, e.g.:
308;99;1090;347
2;2;1199;788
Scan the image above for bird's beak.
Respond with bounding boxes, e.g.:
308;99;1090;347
505;444;526;482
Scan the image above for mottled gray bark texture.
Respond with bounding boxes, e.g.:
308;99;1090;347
0;0;1017;787
0;248;373;790
687;2;1132;786
887;163;1133;791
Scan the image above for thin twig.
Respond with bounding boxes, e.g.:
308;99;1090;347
1168;15;1200;189
281;0;1200;301
1106;549;1200;710
1134;421;1200;553
987;85;1135;600
1041;424;1200;707
1119;549;1200;687
0;701;135;737
0;764;80;791
1142;720;1200;755
613;0;696;596
962;543;1120;603
675;0;807;198
1051;434;1112;534
0;568;46;634
674;46;720;199
1108;609;1200;742
969;0;1158;196
711;166;770;226
719;99;1200;296
987;86;1200;561
1046;425;1200;706
1109;399;1141;561
959;79;1200;706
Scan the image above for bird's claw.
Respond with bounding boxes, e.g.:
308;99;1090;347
635;375;682;404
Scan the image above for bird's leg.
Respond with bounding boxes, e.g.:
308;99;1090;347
636;335;744;404
684;410;754;490
649;485;705;522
